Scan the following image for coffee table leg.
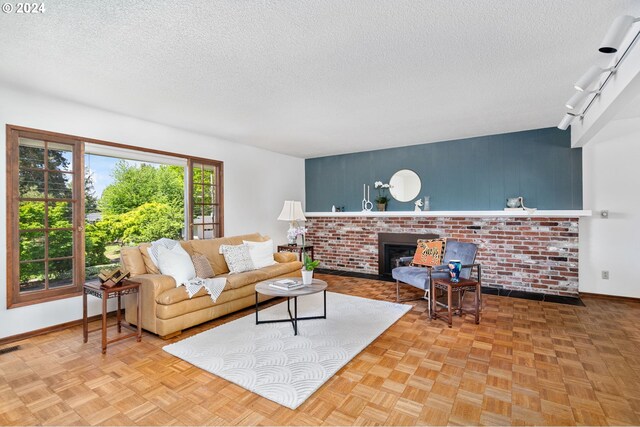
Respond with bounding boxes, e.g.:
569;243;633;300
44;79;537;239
323;290;327;319
293;296;298;336
255;292;259;324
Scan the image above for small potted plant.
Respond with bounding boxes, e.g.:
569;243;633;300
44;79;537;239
374;181;390;211
301;253;320;285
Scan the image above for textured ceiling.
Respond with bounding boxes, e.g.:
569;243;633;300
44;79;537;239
1;1;639;158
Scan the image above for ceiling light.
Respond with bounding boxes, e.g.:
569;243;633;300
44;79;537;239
574;65;616;91
557;113;581;131
599;15;639;54
565;90;600;110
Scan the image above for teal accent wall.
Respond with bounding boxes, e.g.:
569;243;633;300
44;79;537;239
305;127;582;212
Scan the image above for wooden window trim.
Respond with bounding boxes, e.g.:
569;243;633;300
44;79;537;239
7;126;85;308
188;159;224;240
6;124;224;309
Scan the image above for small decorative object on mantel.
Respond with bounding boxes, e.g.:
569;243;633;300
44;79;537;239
448;260;462;283
301;253;321;285
374;181;390;211
505;196;523;209
423;195;430;211
361;184;373;212
414;199;423;212
505;196;537;214
98;267;130;289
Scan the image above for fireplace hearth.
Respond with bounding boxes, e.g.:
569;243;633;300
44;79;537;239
378;232;438;276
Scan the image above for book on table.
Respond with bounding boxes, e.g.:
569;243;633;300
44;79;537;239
269;279;305;291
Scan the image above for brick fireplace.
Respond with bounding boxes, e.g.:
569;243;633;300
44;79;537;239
377;232;438;277
305;214;580;296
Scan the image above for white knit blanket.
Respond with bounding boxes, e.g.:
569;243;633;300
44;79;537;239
149;238;226;302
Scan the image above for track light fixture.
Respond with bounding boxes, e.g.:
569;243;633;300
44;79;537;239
559;13;640;131
565;89;600;110
600;15;640;54
557;112;582;131
574;65;616;92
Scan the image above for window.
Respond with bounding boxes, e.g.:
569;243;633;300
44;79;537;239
6;125;224;308
7;128;83;307
189;159;223;239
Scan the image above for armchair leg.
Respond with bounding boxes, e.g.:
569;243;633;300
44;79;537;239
396;280;430;304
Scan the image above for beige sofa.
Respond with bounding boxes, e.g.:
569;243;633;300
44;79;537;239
121;233;302;338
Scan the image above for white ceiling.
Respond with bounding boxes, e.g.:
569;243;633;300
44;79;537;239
1;1;639;158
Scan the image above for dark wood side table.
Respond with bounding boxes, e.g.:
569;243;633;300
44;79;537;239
83;279;142;354
431;264;482;328
277;244;314;261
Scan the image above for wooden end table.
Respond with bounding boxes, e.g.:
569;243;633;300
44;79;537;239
83;279;142;354
277;244;314;261
431;264;482;328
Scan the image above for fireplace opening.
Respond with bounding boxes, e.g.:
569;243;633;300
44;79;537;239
378;232;439;276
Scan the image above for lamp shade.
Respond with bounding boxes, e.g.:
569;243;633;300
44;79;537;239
599;15;636;54
277;200;306;222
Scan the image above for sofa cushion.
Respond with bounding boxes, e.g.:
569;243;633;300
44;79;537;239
156;285;257;319
190;232;263;275
224;269;270;290
244;239;277;269
258;261;303;279
120;246;146;276
139;243;161;274
192;254;215;278
156;244;196;286
219;244;255;274
154;262;303;306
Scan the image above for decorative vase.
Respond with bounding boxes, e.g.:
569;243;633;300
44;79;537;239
423;196;430;211
301;269;313;285
377;203;386;212
448;260;462;283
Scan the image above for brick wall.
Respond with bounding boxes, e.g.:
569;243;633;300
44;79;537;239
305;216;579;296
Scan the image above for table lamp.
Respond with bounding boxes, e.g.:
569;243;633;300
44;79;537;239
277;200;306;245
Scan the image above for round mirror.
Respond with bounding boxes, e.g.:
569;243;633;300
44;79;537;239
389;169;421;202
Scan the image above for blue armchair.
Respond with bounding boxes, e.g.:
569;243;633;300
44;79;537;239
392;240;479;316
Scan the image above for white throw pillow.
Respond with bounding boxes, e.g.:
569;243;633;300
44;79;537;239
156;244;196;286
243;239;277;269
219;244;256;274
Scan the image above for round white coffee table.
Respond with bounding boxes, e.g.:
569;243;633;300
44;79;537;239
255;278;327;336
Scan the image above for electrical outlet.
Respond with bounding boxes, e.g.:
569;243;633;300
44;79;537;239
601;270;609;280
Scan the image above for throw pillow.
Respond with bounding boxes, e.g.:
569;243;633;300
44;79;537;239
191;254;215;279
243;239;277;269
219;244;255;274
412;238;447;267
156;244;196;286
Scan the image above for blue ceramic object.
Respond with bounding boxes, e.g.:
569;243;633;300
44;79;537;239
448;260;462;283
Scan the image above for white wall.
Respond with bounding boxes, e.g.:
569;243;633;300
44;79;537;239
580;119;640;298
0;85;305;339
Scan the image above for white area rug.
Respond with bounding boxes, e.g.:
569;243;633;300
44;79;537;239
163;291;411;409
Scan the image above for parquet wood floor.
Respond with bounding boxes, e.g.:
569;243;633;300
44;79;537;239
1;274;640;426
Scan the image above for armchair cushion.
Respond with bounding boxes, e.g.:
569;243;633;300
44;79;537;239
443;241;478;279
392;265;449;290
